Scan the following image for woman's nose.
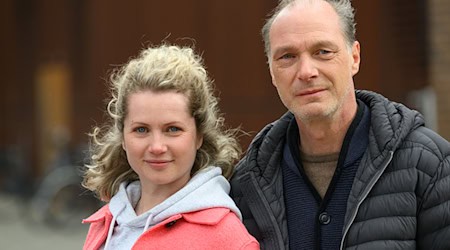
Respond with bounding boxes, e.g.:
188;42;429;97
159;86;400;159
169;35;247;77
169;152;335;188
147;135;167;154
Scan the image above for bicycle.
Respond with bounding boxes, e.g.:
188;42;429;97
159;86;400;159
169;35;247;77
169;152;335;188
28;138;103;229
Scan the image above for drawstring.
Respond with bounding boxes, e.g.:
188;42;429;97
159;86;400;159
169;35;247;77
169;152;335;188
103;205;125;250
103;209;153;249
103;205;153;249
103;214;116;250
143;213;154;233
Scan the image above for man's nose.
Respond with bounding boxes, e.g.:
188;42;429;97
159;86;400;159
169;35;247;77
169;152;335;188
296;56;318;82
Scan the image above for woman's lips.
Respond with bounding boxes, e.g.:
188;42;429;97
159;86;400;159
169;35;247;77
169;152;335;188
145;160;172;169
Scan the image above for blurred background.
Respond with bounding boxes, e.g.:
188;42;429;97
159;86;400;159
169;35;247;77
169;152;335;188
1;0;449;249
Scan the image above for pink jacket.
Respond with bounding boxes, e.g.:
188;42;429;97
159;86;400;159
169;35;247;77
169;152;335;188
82;205;259;250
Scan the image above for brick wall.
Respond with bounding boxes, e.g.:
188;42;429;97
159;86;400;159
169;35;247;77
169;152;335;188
429;0;450;140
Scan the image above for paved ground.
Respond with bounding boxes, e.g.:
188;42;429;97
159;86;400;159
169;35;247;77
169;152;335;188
0;193;89;250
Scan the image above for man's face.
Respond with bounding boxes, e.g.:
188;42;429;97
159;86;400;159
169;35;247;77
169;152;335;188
269;1;360;123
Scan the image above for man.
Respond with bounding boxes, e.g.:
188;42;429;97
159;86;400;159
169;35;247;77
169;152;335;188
230;0;450;249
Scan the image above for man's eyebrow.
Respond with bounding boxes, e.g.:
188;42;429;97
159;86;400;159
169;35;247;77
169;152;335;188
311;40;339;50
272;45;297;57
272;40;339;57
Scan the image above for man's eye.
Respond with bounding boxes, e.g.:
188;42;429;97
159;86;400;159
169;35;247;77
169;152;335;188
318;50;331;55
315;49;336;60
135;127;148;133
280;54;295;60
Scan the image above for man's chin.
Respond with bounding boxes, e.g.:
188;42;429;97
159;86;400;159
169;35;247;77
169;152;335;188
293;103;336;121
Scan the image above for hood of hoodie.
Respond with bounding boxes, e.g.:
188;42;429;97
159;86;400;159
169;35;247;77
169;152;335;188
103;166;240;249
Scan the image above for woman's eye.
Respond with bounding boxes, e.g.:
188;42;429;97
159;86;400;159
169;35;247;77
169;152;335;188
167;126;181;133
135;127;148;133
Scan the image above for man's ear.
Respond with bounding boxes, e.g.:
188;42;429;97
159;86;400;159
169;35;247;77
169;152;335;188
351;41;361;76
269;64;277;88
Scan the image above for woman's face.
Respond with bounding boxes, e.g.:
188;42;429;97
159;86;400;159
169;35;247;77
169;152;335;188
122;90;202;194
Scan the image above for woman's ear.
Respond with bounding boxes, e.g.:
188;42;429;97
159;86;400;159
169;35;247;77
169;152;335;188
196;135;203;150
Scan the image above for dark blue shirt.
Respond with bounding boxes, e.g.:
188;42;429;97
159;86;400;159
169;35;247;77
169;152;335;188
282;100;370;249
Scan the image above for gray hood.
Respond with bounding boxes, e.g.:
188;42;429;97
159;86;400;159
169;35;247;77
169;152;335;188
103;166;241;249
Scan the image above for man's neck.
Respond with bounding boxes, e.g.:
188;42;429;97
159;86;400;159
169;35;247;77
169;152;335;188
296;106;357;155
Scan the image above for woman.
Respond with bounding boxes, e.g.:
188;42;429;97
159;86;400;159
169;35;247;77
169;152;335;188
82;44;259;250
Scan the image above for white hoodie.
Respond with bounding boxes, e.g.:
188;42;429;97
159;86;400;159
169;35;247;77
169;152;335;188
101;166;241;250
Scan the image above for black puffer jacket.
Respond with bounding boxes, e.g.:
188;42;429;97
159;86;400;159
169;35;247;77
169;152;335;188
230;90;450;250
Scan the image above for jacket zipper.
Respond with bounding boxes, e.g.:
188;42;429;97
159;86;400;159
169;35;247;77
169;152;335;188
339;151;394;250
242;171;285;250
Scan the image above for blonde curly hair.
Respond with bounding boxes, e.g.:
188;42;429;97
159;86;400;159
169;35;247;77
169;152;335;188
82;44;241;201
